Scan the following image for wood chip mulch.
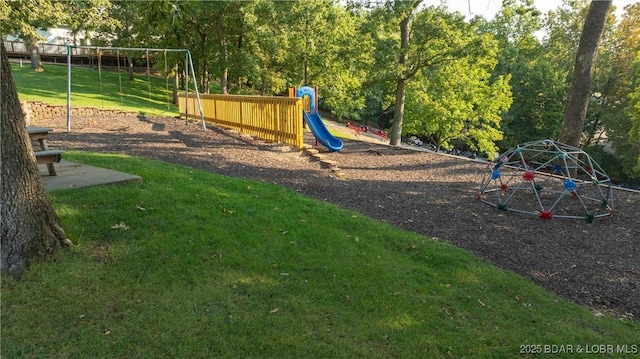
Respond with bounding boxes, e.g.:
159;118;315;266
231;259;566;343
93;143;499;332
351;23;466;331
38;114;639;319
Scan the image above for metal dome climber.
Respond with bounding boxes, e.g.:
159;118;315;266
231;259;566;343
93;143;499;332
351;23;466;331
477;139;614;222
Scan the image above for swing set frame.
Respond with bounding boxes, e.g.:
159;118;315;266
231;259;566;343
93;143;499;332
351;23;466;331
65;45;205;132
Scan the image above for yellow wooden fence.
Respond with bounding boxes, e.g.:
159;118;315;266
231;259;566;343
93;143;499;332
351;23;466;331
179;93;304;150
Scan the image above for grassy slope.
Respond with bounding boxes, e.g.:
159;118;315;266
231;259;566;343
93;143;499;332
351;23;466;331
11;62;179;116
2;152;638;358
5;66;639;357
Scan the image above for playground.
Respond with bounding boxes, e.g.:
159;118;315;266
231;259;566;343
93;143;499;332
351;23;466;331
35;113;640;319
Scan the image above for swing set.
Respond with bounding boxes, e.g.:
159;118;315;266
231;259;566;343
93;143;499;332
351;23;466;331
65;45;204;132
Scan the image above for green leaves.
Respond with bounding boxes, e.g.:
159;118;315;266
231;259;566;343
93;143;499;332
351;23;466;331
405;58;511;156
1;0;67;40
5;0;637;181
397;8;511;156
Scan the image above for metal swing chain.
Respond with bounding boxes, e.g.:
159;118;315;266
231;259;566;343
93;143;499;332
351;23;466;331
117;49;123;105
146;49;152;102
164;50;170;109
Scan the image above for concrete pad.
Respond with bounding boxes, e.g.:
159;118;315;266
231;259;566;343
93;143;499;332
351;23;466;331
40;160;142;192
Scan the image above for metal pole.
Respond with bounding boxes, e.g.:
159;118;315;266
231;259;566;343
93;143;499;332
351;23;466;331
146;48;151;101
67;45;71;132
68;45;190;53
184;53;189;123
186;50;205;130
63;45;197;129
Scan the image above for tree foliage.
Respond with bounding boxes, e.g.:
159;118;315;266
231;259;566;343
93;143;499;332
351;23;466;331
4;0;640;181
614;5;640;179
480;0;564;149
362;2;506;147
1;0;115;70
403;9;512;157
0;0;67;70
0;0;66;41
405;60;511;156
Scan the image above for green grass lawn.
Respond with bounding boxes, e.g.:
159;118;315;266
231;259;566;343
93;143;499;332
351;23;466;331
11;62;181;116
2;152;638;358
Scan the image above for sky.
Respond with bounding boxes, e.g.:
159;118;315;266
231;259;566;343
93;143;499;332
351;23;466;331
442;0;638;21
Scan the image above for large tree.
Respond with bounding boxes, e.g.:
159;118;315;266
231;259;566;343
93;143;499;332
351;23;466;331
278;0;370;118
404;55;512;157
627;52;640;177
371;1;492;146
0;0;66;71
480;0;567;149
558;0;611;147
64;0;116;44
0;42;72;278
1;0;113;71
388;0;422;146
583;3;640;182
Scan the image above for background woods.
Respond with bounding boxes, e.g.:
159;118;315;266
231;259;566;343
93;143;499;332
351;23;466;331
2;0;639;181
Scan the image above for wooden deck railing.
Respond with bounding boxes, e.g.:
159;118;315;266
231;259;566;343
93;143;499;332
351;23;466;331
179;93;304;150
4;40;95;56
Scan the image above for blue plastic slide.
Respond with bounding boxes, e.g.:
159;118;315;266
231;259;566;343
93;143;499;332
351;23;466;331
303;109;343;152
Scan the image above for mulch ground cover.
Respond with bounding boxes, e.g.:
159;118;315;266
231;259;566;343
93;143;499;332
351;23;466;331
38;115;639;319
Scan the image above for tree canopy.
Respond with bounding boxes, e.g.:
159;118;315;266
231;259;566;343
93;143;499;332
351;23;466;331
2;0;639;181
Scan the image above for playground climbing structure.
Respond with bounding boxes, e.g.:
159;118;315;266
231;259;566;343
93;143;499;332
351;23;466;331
477;139;614;222
293;86;343;152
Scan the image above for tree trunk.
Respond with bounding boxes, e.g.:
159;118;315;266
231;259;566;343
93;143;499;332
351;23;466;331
303;15;309;86
202;59;210;95
127;55;134;81
219;65;227;95
390;78;408;146
1;42;71;278
558;0;611;147
25;37;43;72
389;12;413;146
216;15;229;94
